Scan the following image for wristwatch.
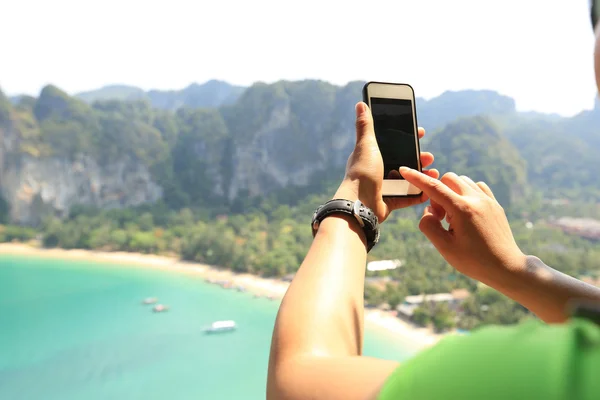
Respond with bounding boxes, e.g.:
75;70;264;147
311;199;380;252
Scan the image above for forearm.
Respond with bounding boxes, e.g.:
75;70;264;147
267;210;371;399
269;213;368;361
494;255;600;323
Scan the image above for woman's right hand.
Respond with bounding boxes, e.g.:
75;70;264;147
399;167;527;286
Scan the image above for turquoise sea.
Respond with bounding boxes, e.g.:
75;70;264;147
0;255;415;400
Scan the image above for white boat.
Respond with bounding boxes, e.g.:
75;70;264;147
152;304;169;313
143;297;158;305
204;320;236;333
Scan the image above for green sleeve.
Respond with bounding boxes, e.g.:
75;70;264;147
377;318;600;400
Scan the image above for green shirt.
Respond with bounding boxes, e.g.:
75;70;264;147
378;318;600;400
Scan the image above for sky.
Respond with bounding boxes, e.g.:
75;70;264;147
0;0;597;116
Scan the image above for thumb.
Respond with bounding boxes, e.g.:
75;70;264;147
355;102;375;143
419;205;452;253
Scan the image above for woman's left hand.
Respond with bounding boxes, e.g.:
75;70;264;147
334;101;439;222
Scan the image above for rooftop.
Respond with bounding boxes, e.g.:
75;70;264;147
367;259;403;271
404;289;471;305
405;293;455;304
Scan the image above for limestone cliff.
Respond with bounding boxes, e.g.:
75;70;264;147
0;80;540;224
223;81;359;200
1;155;161;225
0;88;162;225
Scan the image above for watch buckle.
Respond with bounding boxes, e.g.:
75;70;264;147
353;200;365;228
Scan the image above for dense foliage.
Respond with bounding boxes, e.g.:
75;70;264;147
2;190;598;330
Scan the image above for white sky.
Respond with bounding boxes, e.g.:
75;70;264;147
0;0;597;116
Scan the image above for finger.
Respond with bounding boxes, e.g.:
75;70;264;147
420;152;434;168
424;168;440;180
440;172;473;196
355;102;374;143
383;169;440;211
459;175;484;193
429;199;446;220
419;206;452;252
476;181;496;200
418;127;426;139
399;167;460;210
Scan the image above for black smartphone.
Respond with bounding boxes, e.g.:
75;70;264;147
362;81;423;197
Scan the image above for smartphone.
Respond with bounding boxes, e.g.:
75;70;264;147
362;81;422;197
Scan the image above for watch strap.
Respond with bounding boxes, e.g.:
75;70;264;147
311;199;380;252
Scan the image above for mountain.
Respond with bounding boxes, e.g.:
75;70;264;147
0;86;164;225
146;80;246;110
417;90;516;132
75;81;516;130
424;116;527;207
496;109;600;201
75;80;246;110
76;85;146;103
0;80;598;225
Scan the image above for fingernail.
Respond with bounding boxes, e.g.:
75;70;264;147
399;166;411;175
355;102;366;118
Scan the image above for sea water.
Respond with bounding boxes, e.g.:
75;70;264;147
0;255;415;400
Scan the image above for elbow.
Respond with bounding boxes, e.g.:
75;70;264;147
266;375;284;400
266;335;290;400
267;338;317;400
267;358;296;400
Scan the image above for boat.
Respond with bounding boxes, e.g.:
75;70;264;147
143;297;158;305
152;304;169;313
204;320;236;333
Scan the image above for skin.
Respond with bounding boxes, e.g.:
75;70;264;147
267;21;600;400
400;169;600;324
267;104;439;400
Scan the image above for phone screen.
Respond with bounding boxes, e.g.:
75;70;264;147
370;97;419;180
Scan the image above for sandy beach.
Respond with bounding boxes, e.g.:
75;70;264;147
0;242;442;350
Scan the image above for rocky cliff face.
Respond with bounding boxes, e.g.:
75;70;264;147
1;154;161;225
0;80;541;225
223;81;358;200
0;89;162;225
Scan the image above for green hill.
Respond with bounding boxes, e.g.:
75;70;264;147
424;116;527;208
75;80;245;110
1;80;599;224
76;85;146;103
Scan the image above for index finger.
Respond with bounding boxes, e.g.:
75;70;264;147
399;167;460;210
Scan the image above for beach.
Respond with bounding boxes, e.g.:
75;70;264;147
0;242;442;350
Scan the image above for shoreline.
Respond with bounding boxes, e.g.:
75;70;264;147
0;242;442;350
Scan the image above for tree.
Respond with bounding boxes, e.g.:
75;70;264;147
431;303;456;333
0;195;10;224
384;283;404;311
412;306;431;327
364;284;384;307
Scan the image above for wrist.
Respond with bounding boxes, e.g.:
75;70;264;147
482;252;534;296
312;196;379;252
334;180;360;202
318;213;367;248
